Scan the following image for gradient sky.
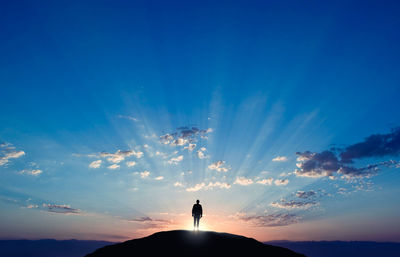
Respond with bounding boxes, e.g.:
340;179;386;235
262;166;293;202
1;0;400;242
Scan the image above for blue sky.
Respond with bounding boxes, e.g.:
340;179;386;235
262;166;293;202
1;0;400;241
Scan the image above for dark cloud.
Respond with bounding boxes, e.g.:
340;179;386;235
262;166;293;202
236;213;300;227
160;127;212;147
129;216;153;222
295;151;340;178
43;203;81;214
340;127;400;163
296;190;316;199
295;128;400;179
270;199;317;210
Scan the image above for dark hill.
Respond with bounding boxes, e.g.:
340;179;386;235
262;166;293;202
85;230;306;257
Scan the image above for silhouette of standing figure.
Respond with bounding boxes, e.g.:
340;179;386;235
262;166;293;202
192;200;202;230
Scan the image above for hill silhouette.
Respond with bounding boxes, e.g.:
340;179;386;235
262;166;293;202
85;230;306;257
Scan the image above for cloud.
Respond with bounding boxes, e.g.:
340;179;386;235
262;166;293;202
159;127;213;147
174;182;184;187
296;190;316;199
43;203;81;214
140;170;150;178
154;176;164;180
186;181;231;192
100;150;143;163
340;127;400;163
89;160;102;169
26;204;38;209
107;164;120;170
208;160;229;172
235;212;300;227
126;161;137;167
167;155;183;165
295;151;340;178
118;115;139;122
197;147;208;159
20;169;42;176
186;183;206;192
295;128;400;179
129;216;152;222
274;179;289;186
0;142;25;166
184;143;196;152
270;199;317;209
272;156;288;162
256;178;274;185
234;177;254;186
127;216;172;230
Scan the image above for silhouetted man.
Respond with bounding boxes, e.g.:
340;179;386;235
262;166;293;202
192;199;202;230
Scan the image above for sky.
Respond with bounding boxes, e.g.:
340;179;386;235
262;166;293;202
1;0;400;242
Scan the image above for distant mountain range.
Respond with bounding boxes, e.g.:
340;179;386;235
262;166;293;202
1;236;399;257
267;240;400;257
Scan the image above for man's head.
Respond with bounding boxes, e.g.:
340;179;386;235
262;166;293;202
196;199;200;204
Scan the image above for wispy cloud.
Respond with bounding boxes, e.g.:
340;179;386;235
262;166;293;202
167;155;183;165
234;212;300;227
100;150;143;163
270;199;317;209
107;164;120;170
140;170;150;178
117;114;139;122
0;142;25;166
296;190;316;199
174;182;184;187
256;178;274;185
274;179;289;186
272;156;288;162
208;160;229;172
20;169;42;176
186;181;231;192
154;176;164;180
43;203;81;215
126;161;137;167
89;160;102;169
234;177;254;186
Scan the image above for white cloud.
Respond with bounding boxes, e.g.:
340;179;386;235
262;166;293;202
89;160;102;169
274;179;289;186
186;183;206;192
256;178;273;185
184;143;196;151
0;143;25;166
100;150;143;164
167;155;183;165
20;169;42;176
272;156;288;162
185;181;231;192
234;177;254;186
206;181;231;190
155;176;164;180
117;114;139;122
107;164;120;170
140;170;150;178
174;182;184;187
208;160;229;172
126;161;137;167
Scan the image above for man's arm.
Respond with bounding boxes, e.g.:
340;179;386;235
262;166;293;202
200;205;203;217
192;205;195;216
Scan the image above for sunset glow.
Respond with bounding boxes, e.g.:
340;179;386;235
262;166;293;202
1;0;400;243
